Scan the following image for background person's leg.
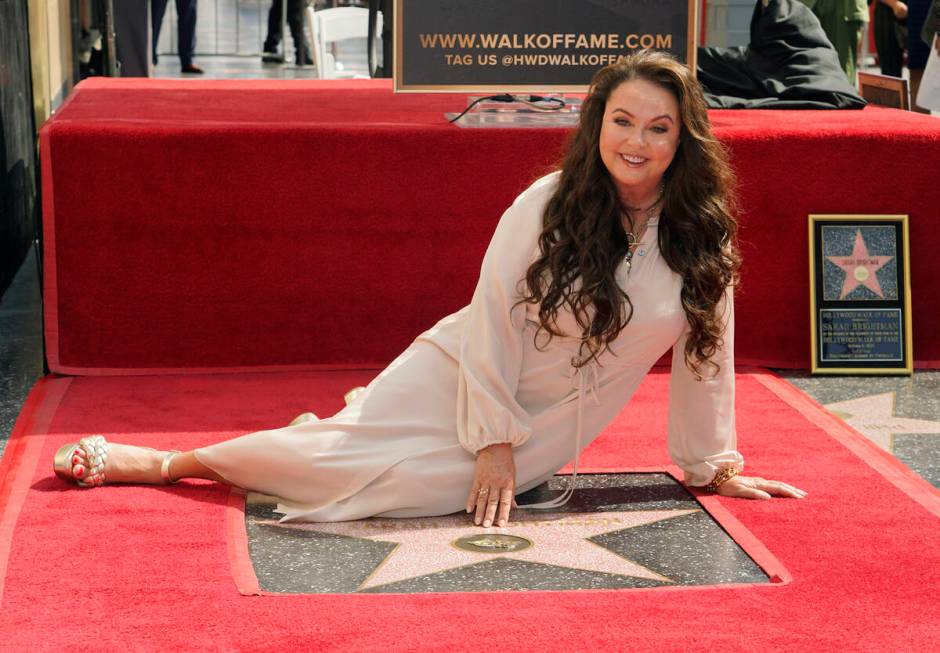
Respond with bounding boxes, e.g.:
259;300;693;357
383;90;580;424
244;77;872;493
175;0;198;70
910;67;929;111
287;0;311;65
873;2;905;77
844;19;865;83
151;0;170;65
263;0;285;58
907;0;933;111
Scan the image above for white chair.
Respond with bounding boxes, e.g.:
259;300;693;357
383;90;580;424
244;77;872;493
305;6;382;79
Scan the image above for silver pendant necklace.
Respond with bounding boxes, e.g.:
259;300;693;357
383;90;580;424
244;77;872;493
624;236;648;273
623;188;663;272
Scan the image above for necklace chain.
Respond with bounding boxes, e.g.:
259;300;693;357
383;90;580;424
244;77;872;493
622;186;663;270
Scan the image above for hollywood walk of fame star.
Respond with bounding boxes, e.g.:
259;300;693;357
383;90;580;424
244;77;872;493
826;392;940;451
268;509;699;590
826;229;894;299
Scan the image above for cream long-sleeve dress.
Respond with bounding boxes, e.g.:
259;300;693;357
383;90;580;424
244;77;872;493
194;172;744;522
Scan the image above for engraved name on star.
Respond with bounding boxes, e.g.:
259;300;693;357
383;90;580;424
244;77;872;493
270;509;698;590
826;229;894;299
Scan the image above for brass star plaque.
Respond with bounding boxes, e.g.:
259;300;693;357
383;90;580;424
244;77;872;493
453;534;533;553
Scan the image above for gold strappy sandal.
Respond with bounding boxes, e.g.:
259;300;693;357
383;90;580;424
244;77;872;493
53;435;181;487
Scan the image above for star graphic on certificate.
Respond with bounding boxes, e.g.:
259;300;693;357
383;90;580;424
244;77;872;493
271;509;698;590
826;229;894;299
826;392;940;451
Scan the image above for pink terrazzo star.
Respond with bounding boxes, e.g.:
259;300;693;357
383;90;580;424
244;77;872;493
271;509;698;589
826;392;940;451
826;229;894;299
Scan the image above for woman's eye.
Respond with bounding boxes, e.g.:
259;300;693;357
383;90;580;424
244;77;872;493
615;118;630;126
651;126;667;133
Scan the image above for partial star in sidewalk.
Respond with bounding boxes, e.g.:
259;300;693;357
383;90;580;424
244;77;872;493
826;392;940;451
267;509;698;590
826;229;894;299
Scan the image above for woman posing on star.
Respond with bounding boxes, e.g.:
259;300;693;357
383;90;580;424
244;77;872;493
55;50;805;527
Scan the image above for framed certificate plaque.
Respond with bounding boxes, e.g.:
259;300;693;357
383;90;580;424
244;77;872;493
809;214;913;375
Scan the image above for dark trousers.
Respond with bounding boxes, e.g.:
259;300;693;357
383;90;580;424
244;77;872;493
873;1;905;77
152;0;197;67
264;0;308;54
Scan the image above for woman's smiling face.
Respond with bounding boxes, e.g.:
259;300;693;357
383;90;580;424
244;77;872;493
598;78;681;202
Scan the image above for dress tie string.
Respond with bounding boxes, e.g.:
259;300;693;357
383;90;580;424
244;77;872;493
517;359;600;510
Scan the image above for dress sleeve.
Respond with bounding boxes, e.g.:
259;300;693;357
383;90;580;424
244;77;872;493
667;286;745;486
456;192;542;455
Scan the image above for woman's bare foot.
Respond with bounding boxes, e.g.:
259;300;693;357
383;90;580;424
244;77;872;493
69;442;169;485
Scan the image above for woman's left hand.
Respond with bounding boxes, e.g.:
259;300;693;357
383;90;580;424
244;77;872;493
716;475;807;500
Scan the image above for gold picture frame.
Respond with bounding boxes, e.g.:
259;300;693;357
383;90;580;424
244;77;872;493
808;214;913;375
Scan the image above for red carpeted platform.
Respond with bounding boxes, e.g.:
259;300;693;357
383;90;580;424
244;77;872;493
40;79;940;373
1;369;938;651
15;78;940;649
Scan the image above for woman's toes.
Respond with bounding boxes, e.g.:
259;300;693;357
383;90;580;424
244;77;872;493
71;448;88;478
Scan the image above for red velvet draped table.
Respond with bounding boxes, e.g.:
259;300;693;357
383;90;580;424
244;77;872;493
40;78;940;374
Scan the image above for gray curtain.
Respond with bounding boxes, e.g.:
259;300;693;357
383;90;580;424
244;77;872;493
114;0;152;77
0;0;38;299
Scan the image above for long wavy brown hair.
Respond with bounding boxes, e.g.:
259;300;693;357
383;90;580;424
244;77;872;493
517;49;741;378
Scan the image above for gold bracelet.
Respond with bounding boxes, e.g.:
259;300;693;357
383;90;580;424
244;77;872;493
705;467;739;493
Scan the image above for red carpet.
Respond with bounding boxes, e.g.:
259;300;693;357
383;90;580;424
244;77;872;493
1;369;937;651
40;79;940;373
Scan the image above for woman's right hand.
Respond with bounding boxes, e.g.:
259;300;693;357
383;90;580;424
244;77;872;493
465;443;517;527
892;1;908;20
